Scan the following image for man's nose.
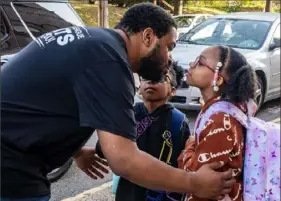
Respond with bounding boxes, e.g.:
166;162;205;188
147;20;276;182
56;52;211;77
168;57;172;67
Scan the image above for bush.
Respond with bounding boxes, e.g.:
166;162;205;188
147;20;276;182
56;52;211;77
183;0;280;13
73;4;126;27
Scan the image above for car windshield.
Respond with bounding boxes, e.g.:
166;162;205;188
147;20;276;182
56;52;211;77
177;18;272;50
174;16;195;28
13;2;84;37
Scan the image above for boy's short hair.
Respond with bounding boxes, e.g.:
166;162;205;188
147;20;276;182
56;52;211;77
169;61;184;89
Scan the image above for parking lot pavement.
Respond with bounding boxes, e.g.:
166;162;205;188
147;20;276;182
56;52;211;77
51;98;280;201
61;182;114;201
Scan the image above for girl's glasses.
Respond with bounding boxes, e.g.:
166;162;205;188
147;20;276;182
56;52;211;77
190;56;223;77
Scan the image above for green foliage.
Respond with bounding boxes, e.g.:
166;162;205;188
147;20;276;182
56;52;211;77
183;0;280;13
73;0;280;28
73;4;127;27
183;6;225;14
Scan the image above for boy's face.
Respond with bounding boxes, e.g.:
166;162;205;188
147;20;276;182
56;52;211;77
139;73;176;102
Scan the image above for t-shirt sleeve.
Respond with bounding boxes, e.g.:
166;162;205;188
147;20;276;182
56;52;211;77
73;61;136;141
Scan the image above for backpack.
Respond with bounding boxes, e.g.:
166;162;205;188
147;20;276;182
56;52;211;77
195;100;280;201
112;108;186;195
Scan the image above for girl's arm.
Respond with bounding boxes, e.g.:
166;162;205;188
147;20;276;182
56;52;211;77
177;118;195;169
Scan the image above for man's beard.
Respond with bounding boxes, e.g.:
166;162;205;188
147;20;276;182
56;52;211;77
137;44;168;82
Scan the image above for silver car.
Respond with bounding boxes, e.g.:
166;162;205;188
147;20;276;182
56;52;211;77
173;14;213;39
171;12;280;111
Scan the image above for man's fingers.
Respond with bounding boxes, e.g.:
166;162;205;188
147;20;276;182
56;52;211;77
222;169;234;180
88;166;104;179
207;161;224;170
216;195;224;200
84;169;97;180
221;187;232;194
94;155;109;166
93;161;109;174
223;178;236;189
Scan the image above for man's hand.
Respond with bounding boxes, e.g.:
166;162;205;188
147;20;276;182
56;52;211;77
97;130;235;198
189;161;235;199
74;147;109;179
199;96;205;107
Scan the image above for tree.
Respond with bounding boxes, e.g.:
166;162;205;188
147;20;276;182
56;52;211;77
174;0;183;15
265;0;271;12
98;0;109;28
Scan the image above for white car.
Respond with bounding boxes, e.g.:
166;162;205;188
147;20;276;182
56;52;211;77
173;14;213;39
171;12;280;111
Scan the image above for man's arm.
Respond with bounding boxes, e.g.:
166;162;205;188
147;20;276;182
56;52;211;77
97;130;235;199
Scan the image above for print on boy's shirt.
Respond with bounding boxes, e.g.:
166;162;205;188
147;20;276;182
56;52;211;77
136;116;158;138
145;129;184;201
159;131;173;164
146;190;182;201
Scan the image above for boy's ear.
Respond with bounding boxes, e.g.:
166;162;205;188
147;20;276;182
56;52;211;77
170;87;176;96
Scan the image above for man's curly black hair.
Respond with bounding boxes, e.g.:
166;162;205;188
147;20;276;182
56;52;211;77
115;2;177;38
168;61;184;89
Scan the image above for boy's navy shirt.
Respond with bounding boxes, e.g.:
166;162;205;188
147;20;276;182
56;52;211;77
116;102;191;201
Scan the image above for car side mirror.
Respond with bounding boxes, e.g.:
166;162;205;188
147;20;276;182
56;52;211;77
269;38;281;51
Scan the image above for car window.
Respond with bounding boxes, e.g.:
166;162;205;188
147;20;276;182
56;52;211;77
0;8;9;42
196;16;205;24
174;16;195;28
178;18;272;50
12;2;84;39
189;21;218;41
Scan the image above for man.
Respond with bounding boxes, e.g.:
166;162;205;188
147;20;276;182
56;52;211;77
1;3;235;201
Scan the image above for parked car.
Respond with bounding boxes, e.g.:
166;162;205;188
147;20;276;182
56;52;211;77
171;12;280;112
173;14;213;39
0;0;85;182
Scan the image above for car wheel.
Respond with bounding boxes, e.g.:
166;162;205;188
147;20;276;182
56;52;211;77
255;75;265;113
47;158;73;182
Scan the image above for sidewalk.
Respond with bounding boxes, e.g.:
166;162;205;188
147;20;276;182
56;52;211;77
62;181;114;201
62;117;281;201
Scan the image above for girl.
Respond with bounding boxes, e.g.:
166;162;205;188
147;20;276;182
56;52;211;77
178;45;257;201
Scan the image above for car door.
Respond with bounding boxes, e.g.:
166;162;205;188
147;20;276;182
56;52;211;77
269;23;280;94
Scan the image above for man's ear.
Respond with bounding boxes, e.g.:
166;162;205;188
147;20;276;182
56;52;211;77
142;28;157;48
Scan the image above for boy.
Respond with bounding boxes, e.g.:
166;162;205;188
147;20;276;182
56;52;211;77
113;61;191;201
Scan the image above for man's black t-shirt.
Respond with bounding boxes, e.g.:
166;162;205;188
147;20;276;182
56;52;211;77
1;26;136;198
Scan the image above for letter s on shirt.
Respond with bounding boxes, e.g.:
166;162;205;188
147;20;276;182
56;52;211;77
57;34;75;46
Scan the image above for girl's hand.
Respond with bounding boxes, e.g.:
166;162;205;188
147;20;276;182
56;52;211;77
189;135;195;142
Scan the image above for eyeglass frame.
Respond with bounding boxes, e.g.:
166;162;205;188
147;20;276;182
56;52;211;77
189;56;227;83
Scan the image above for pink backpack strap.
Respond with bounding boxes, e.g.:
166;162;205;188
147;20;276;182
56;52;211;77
195;101;249;143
